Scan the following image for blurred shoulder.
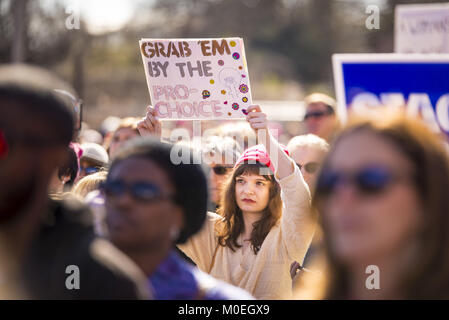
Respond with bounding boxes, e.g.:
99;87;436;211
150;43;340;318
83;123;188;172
193;268;254;300
22;195;152;299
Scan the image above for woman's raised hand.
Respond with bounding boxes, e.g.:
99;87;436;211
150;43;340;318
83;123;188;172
245;105;268;132
137;105;161;138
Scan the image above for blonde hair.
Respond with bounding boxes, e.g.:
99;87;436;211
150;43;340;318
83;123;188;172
72;171;108;199
287;134;330;154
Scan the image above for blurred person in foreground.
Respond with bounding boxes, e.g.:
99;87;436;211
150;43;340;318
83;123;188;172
296;110;449;299
81;107;163;239
104;137;253;299
0;64;150;299
303;93;340;142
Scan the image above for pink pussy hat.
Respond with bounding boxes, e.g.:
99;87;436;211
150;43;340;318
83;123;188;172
234;144;290;173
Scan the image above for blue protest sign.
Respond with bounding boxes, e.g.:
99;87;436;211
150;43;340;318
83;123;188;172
333;54;449;137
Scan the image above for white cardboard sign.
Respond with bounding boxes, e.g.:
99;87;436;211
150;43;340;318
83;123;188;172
139;38;253;120
395;3;449;53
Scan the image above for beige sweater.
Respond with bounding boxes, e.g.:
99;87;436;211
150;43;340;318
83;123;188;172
178;164;316;299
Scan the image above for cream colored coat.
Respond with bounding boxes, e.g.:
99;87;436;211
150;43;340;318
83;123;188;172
178;165;316;299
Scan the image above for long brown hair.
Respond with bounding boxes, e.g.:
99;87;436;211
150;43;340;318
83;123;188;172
313;111;449;299
216;162;282;254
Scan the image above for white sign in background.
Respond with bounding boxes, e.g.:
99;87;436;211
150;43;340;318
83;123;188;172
139;38;253;120
395;3;449;53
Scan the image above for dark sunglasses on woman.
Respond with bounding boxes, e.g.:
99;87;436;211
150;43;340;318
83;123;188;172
316;166;410;197
101;180;173;203
80;166;101;175
296;162;321;174
212;165;233;175
303;108;334;121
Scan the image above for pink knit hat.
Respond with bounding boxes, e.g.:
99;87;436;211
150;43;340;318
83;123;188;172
234;144;289;173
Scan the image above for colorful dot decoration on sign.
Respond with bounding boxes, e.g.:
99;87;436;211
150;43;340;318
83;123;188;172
228;112;232;116
242;97;248;103
239;66;243;70
230;41;236;47
221;90;226;95
242;109;248;115
239;84;249;93
210;79;215;84
202;90;210;99
241;75;246;78
224;101;228;104
232;52;240;60
218;60;224;66
232;103;239;110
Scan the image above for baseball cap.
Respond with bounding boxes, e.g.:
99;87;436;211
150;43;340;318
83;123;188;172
80;143;109;166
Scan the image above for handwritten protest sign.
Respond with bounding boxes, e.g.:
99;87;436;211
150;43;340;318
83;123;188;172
395;3;449;53
332;54;449;138
139;38;252;120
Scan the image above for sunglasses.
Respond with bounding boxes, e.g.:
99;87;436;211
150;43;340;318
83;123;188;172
80;166;101;175
304;109;333;121
101;180;173;203
296;162;320;174
316;166;408;197
212;165;233;175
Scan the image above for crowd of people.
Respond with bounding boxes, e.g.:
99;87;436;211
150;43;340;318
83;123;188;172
1;63;449;300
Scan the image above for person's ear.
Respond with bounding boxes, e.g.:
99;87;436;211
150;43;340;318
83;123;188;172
61;174;71;184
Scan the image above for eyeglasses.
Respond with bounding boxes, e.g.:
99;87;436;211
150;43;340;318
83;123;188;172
304;109;334;121
316;166;409;197
80;166;101;175
296;162;321;174
101;180;173;203
212;165;233;175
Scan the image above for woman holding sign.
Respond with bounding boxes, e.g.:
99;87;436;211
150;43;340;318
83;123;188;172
176;105;317;299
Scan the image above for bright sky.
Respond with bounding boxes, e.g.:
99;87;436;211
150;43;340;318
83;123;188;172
50;0;387;34
57;0;142;34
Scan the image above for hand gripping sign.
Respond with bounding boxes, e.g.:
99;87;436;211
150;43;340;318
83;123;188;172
332;53;449;139
139;38;253;120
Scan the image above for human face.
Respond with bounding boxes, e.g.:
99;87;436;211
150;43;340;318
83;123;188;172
235;173;271;214
209;163;233;204
109;128;139;159
105;157;183;253
289;146;325;191
305;102;336;140
0;116;67;221
77;159;101;180
319;131;422;265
